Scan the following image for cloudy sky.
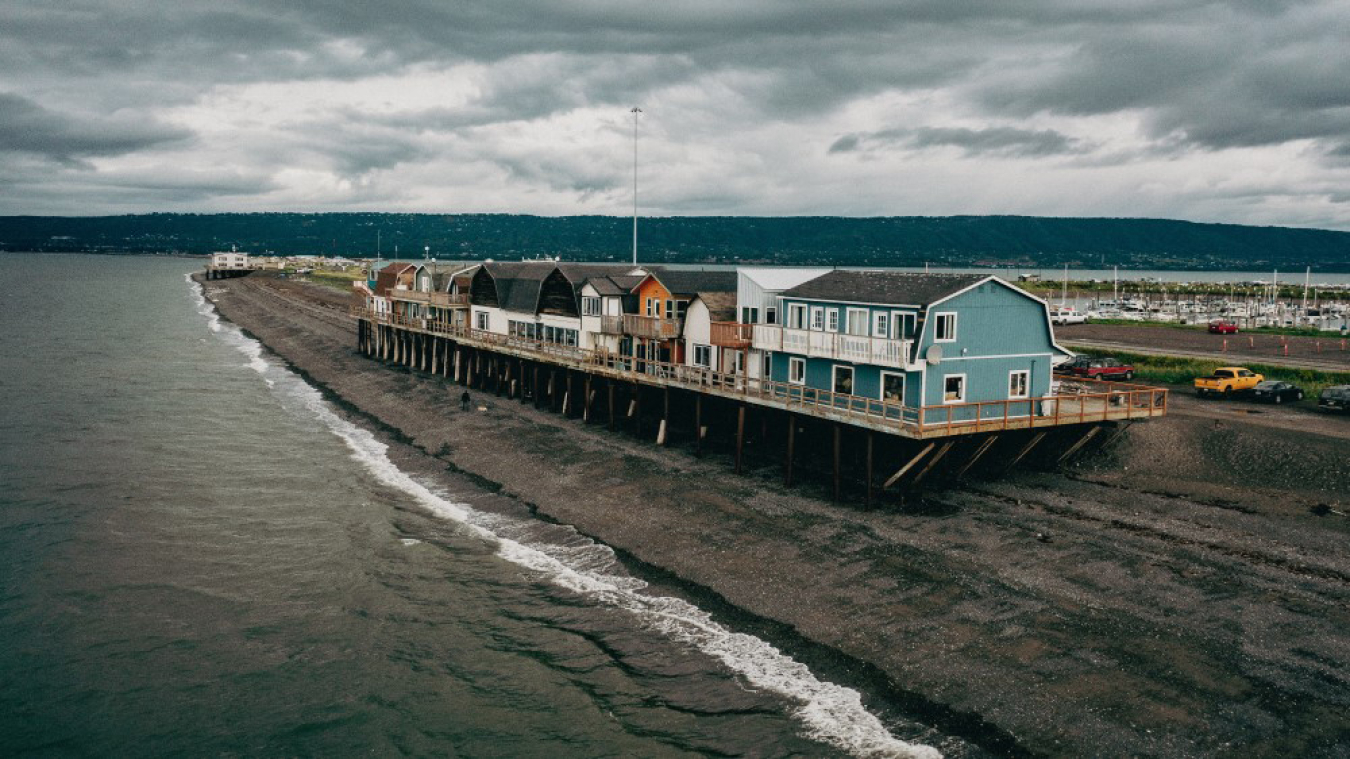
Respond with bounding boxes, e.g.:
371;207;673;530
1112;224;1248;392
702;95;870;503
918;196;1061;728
3;1;1349;229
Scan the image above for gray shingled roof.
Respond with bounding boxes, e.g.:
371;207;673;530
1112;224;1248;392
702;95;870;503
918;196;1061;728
696;291;738;322
586;274;646;295
482;262;556;313
650;269;737;295
780;271;989;307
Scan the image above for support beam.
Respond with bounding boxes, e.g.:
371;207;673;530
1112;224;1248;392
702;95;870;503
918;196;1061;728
608;382;616;431
911;441;956;485
735;403;746;474
784;413;795;486
884;443;935;489
695;394;704;456
1005;432;1047;471
660;387;670;446
832;423;842;502
1057;426;1103;465
865;431;874;508
955;435;1000;480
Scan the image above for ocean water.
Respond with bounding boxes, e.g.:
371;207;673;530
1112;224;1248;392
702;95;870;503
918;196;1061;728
0;254;947;758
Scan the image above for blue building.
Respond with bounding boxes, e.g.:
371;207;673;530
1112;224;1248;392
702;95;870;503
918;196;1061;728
754;271;1071;423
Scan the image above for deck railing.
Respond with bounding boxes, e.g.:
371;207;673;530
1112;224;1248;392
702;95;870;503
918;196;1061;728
387;290;469;307
710;321;754;348
599;315;625;335
751;325;909;368
624;314;683;339
354;307;1167;437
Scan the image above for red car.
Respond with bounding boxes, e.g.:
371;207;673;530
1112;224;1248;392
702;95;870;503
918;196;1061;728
1070;357;1136;381
1208;320;1240;334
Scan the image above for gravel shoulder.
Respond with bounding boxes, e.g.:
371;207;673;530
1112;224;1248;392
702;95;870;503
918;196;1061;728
201;274;1350;758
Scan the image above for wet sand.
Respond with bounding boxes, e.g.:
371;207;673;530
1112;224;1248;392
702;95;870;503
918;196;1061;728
200;274;1350;757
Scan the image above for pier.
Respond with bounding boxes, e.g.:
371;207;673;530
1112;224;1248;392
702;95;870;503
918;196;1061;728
353;308;1167;503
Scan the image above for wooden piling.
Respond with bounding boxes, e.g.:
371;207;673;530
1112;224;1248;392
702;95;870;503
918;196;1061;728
784;413;795;486
832;423;842;501
735;403;746;474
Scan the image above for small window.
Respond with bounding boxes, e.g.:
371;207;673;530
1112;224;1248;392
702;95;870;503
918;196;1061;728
693;344;712;368
789;357;806;385
934;312;958;342
943;374;966;404
1009;370;1030;399
881;371;905;403
847;308;869;336
676;300;688;319
582;296;601;316
833;365;854;395
788;304;806;329
873;312;889;339
765;307;777;325
741;307;759;324
646;299;656;317
826;309;840;332
762;353;772;378
665;299;674;319
811;307;825;331
476;312;489;330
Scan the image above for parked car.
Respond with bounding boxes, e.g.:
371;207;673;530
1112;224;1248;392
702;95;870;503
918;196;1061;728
1250;380;1304;404
1194;367;1263;397
1054;355;1092;376
1070;357;1136;381
1050;307;1087;325
1318;385;1350;412
1208;320;1240;334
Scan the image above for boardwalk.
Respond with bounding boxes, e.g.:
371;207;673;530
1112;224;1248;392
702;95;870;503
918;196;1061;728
355;307;1168;441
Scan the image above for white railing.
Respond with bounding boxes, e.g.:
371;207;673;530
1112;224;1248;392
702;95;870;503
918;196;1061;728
752;325;909;368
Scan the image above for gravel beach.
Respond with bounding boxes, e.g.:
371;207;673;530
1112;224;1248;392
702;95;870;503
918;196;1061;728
200;274;1350;757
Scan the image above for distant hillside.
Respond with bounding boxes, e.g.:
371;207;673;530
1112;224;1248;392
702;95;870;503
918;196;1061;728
2;213;1348;270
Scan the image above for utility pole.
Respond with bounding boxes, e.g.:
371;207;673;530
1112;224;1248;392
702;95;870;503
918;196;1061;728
631;106;642;267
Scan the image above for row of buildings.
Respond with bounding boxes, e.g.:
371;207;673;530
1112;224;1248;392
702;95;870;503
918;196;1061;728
356;261;1077;420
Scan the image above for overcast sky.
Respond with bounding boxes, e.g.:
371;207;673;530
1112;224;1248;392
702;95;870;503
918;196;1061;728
3;1;1349;229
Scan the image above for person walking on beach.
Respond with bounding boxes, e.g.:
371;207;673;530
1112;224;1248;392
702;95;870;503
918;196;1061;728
460;390;471;411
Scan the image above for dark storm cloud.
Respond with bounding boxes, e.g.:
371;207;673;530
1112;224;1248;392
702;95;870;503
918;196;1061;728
830;126;1081;157
1;0;1348;225
0;93;191;163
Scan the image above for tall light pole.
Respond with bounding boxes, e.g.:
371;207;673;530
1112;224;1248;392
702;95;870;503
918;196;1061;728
631;106;642;266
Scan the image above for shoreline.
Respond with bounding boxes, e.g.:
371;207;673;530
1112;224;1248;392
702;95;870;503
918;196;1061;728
199;273;1350;757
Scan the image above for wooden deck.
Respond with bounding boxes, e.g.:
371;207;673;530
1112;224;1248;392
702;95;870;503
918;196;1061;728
354;307;1168;440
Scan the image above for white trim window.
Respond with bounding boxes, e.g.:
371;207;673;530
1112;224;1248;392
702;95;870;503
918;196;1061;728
894;311;916;338
873;312;889;339
847;308;869;336
832;365;854;395
765;307;777;325
943;373;967;404
582;296;601;316
762;353;772;378
1009;369;1030;399
789;357;806;385
693;344;713;368
826;308;840;332
788;304;806;329
880;371;905;403
934;312;958;343
810;306;825;331
475;311;489;331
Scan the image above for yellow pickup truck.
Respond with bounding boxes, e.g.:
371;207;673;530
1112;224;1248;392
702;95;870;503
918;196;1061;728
1194;367;1264;398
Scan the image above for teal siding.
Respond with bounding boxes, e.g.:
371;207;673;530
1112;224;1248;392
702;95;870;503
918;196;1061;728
770;278;1060;412
917;281;1057;409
